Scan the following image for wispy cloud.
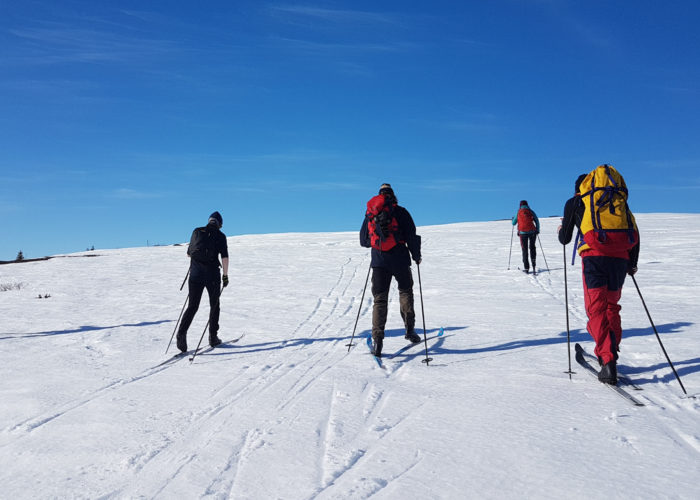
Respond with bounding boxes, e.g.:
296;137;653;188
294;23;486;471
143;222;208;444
111;188;163;200
442;120;503;134
268;35;416;55
269;5;402;26
419;178;507;193
412;113;504;134
6;22;181;66
0;201;22;214
0;78;99;93
533;1;617;50
265;4;419;60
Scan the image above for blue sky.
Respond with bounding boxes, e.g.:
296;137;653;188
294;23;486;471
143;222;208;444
1;1;699;259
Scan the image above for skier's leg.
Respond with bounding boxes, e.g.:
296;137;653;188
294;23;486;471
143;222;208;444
177;279;205;351
371;267;391;343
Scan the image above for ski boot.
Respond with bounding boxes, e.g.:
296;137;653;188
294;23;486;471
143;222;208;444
405;330;421;344
598;361;618;385
371;338;383;357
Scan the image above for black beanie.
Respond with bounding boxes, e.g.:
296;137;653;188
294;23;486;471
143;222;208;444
520;200;528;207
379;183;394;196
208;211;223;228
575;174;588;194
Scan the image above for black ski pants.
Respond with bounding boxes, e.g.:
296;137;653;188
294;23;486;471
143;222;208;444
371;265;415;341
177;276;221;343
520;233;537;270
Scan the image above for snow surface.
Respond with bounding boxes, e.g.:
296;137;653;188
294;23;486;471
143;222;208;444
1;214;699;500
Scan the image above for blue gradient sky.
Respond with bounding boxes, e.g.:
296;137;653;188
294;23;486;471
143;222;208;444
1;1;699;259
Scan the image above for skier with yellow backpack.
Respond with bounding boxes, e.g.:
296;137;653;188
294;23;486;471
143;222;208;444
558;165;640;385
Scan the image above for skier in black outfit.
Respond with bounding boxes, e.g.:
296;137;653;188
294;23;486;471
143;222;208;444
177;211;229;352
360;184;422;357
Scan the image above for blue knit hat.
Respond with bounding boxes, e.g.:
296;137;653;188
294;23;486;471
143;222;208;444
208;211;223;228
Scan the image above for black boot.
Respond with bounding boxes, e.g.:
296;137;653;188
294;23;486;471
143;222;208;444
405;330;421;344
371;337;383;357
209;336;222;348
598;361;618;385
176;333;187;353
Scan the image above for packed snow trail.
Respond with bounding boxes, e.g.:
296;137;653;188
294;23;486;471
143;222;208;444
0;215;698;499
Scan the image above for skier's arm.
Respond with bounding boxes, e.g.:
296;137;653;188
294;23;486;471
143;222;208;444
218;232;230;275
186;229;197;257
558;198;578;245
628;235;640;275
360;218;371;248
222;257;229;276
399;208;421;263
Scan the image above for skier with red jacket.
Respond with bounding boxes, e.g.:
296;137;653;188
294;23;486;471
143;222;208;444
512;200;540;274
360;184;422;357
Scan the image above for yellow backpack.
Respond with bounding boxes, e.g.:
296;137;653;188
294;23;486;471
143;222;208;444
577;164;638;255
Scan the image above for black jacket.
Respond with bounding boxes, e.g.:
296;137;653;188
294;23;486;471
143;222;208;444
188;223;228;281
360;204;421;270
558;196;584;246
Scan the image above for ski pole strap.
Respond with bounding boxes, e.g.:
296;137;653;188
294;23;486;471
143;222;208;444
571;230;581;265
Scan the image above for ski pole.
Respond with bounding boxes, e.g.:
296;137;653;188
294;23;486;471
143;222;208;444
537;235;550;271
180;267;190;291
417;263;432;366
507;224;515;270
631;275;687;395
563;245;574;379
347;262;372;352
190;285;226;364
165;268;192;354
165;294;189;354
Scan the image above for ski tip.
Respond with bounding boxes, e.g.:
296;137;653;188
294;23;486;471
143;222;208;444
574;343;583;352
438;326;444;336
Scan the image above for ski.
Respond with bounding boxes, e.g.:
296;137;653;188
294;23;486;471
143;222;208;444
366;334;386;370
154;346;207;368
576;343;643;391
189;334;246;362
574;343;644;407
387;326;445;359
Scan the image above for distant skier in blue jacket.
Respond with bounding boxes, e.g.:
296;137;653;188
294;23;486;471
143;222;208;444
512;200;540;274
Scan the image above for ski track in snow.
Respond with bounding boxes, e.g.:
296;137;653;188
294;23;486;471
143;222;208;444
108;250;380;498
1;217;699;498
2;355;187;441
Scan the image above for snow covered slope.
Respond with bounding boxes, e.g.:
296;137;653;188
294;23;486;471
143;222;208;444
1;214;698;499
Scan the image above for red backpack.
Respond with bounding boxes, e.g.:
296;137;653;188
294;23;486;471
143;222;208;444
517;208;536;233
366;194;400;251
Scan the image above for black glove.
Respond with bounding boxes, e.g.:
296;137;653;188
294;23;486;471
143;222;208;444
627;267;637;276
222;274;229;287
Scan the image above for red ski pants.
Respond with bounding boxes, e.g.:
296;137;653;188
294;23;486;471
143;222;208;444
581;256;628;365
